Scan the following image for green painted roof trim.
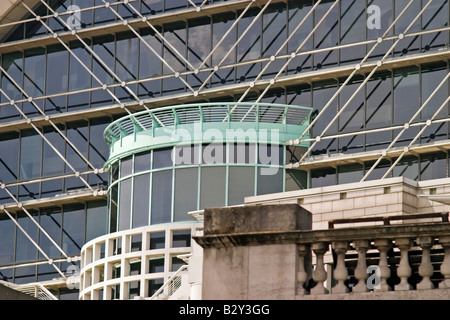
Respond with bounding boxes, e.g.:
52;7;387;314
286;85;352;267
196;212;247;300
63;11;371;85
103;102;312;167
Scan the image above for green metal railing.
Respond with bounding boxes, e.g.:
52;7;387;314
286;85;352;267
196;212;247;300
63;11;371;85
104;102;312;146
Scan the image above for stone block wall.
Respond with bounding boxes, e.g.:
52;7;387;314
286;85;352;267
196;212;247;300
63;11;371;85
244;177;450;230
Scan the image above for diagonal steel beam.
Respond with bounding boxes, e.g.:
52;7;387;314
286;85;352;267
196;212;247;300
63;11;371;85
1;207;67;279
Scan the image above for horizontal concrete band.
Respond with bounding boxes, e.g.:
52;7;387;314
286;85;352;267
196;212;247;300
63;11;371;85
194;220;450;248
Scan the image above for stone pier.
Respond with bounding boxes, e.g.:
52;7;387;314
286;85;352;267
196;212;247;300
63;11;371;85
195;204;312;300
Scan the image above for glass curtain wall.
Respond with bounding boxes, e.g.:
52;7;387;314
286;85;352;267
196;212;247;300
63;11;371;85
108;143;301;232
1;0;448;122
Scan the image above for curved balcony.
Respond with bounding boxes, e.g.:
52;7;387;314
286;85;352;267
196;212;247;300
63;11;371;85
103;102;312;165
79;222;200;300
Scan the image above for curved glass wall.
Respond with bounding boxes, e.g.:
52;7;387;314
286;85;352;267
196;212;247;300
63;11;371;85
104;102;312;232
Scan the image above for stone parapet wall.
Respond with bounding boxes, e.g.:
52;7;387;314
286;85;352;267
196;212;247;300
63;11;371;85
245;177;450;230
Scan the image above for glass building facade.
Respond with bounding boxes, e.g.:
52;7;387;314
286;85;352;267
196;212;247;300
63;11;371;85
0;0;448;299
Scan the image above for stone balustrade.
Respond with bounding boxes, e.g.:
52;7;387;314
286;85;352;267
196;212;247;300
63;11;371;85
296;215;450;297
196;204;450;299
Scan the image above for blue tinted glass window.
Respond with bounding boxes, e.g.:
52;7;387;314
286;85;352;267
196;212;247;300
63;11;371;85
0;132;19;182
153;148;173;169
39;208;62;259
420;153;448;180
46;45;68;95
0;216;15;266
15;211;38;262
116;32;138;82
62;205;85;256
20;130;42;180
24;48;45;98
2;52;23;113
86;200;107;242
66;121;89;172
42;126;65;177
393;67;419;124
134;151;151;173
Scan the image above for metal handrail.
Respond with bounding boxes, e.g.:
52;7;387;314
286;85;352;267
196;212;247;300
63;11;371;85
104;102;312;145
0;280;58;300
149;264;189;300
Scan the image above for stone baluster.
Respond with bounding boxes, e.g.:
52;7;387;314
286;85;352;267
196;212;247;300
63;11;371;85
353;240;369;293
311;242;329;295
296;244;310;295
417;236;435;290
332;241;349;294
394;237;412;291
439;236;450;288
374;239;392;292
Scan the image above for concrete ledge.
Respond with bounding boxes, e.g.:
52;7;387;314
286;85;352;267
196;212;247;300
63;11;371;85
195;221;450;248
297;288;450;300
203;204;312;236
0;284;36;300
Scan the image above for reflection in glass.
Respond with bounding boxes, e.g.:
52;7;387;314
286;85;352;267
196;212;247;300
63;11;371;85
393;67;419;124
38;208;62;259
172;229;191;248
421;63;447;120
393;156;419;181
19;130;42;180
420;153;448;181
149;258;164;273
338;164;363;184
132;173;150;228
339;77;364;132
46;45;68;95
118;178;132;231
86;201;107;242
24;48;45;98
171;256;187;271
151;170;172;224
150;231;165;249
366;71;392;129
153;148;173;169
228;166;255;206
134;151;151;173
66;121;89;173
339;0;365;65
174;168;198;222
257;166;283;195
0;132;19;182
311;167;336;188
62;205;84;256
1;52;23;121
200;166;226;208
120;156;132;178
42;126;64;177
285;169;307;191
0;216;15;266
116;32;138;82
